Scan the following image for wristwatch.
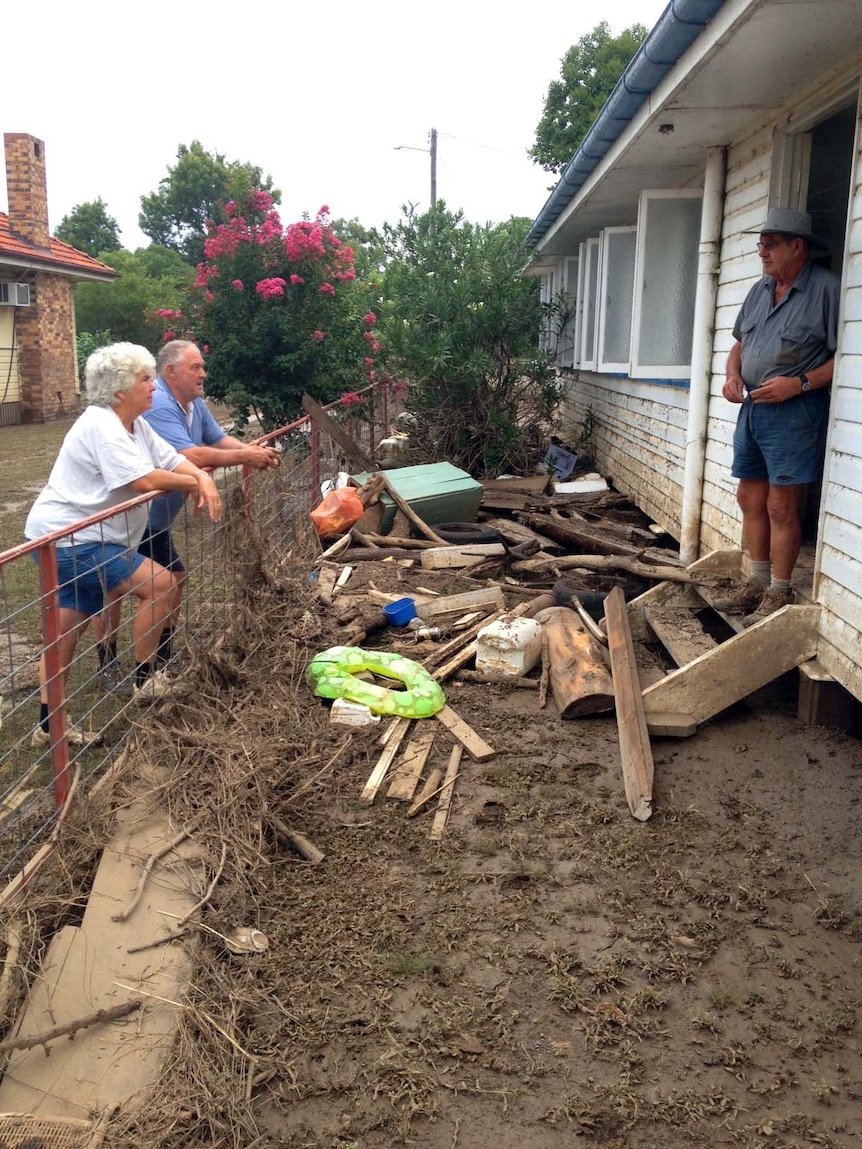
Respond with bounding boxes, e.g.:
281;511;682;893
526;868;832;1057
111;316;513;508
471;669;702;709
800;374;811;393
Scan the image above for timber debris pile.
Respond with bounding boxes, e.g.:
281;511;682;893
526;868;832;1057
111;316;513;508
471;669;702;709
304;459;708;830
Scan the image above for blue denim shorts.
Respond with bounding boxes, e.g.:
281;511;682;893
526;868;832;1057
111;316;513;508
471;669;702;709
732;392;829;486
51;542;145;617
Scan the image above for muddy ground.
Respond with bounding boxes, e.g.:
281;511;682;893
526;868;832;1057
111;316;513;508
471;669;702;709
71;540;859;1149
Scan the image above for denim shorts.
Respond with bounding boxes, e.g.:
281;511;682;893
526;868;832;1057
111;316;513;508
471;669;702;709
51;542;145;617
732;392;829;486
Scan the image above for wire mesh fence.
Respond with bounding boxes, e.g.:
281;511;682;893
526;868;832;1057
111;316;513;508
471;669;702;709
0;380;401;892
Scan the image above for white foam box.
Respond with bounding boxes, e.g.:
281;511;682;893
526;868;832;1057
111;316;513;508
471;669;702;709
475;615;543;677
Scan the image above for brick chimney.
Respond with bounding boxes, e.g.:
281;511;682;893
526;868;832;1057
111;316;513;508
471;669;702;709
4;133;50;249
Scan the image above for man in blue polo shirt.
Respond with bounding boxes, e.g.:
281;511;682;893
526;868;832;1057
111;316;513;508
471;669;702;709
141;339;280;666
94;340;279;681
715;208;839;627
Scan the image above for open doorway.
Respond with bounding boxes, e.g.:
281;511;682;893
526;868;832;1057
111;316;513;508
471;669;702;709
797;100;857;540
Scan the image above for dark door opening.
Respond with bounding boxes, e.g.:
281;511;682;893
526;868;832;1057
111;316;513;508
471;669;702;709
800;101;856;541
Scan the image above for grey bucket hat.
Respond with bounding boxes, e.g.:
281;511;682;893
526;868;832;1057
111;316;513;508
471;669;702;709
745;207;829;252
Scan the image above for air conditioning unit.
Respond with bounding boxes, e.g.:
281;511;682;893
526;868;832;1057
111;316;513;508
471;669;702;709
0;282;31;307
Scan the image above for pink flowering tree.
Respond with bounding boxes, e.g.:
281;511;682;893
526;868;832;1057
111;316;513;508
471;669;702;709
172;192;379;428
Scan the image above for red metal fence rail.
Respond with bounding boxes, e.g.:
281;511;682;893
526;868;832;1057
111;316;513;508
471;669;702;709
0;380;401;892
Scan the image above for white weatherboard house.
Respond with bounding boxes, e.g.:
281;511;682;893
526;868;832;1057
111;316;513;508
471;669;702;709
526;0;862;721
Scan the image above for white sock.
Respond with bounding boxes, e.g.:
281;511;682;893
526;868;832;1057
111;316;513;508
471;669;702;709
750;560;771;584
771;578;792;592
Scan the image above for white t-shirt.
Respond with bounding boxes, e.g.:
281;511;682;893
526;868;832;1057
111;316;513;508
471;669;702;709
25;405;184;547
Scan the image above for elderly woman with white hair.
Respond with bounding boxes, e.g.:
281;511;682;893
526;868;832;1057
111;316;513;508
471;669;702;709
25;342;222;744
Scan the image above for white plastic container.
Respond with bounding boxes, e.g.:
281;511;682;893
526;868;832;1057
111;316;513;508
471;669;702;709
476;615;543;677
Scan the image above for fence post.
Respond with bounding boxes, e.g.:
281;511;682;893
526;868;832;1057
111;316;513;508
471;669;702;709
310;419;320;503
35;542;72;808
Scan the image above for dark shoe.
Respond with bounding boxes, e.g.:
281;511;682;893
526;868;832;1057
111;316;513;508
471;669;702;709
742;586;795;628
710;577;767;615
99;660;132;696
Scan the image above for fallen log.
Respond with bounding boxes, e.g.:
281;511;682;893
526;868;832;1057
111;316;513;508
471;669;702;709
343;547;419;561
518;512;648;558
512;554;716;585
534;606;615;718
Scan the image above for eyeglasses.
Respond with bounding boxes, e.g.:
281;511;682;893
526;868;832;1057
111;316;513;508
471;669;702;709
756;238;791;252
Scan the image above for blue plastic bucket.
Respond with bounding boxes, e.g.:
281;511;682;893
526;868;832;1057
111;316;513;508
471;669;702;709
383;597;417;626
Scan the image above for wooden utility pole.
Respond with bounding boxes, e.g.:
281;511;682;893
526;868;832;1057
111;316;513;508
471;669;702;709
430;128;437;207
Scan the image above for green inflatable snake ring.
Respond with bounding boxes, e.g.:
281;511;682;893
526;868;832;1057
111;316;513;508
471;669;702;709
306;645;445;718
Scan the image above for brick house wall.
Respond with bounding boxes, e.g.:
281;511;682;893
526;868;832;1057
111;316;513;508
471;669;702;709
3;133;109;424
15;274;79;422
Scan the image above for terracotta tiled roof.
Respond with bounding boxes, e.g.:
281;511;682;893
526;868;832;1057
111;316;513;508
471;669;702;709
0;212;118;280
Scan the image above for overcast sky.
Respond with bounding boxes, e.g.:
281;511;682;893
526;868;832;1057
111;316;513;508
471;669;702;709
4;0;668;250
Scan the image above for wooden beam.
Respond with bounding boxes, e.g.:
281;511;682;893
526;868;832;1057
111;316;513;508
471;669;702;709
643;605;718;668
642;604;820;726
387;727;436;801
377;475;450;546
430;746;463;841
434;705;495;761
407;767;443;817
416;587;504;621
420;544;506;570
604;587;654;822
360;719;411;804
302;393;377;472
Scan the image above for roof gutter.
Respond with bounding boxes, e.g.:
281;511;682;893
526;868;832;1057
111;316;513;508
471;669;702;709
525;0;727;250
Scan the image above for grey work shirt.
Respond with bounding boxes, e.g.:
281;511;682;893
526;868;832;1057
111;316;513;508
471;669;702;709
732;261;840;390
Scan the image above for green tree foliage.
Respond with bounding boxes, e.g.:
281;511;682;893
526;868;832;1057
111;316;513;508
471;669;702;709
170;192;376;429
380;204;559;476
530;21;648;174
54;198;122;257
139;141;280;266
74;247;193;348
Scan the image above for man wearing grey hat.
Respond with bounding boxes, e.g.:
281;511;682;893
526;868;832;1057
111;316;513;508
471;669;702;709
715;208;839;626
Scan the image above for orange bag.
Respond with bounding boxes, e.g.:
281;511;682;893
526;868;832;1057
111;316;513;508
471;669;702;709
310;486;365;539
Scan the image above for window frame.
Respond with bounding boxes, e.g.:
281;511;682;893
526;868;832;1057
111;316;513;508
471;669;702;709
597;225;637;373
579;237;602;371
629;189;704;381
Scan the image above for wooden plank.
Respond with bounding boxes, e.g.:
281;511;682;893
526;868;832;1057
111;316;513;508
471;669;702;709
434;705;495;761
360;719;411;804
302;392;377;472
433;639;480;683
416;587;504;621
407;767;443;817
605;587;654;822
643;605;719;668
430;746;463;842
420;544;506;570
0;809;201;1118
642;605;821;725
386;727;436;801
315;562;340;606
482;475;549;496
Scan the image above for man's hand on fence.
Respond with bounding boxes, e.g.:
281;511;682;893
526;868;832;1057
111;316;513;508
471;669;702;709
243;445;281;471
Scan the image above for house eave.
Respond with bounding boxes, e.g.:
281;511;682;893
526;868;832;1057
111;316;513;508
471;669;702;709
527;0;862;260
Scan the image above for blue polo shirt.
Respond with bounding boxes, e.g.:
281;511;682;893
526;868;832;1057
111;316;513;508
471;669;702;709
733;261;840;391
143;376;226;532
